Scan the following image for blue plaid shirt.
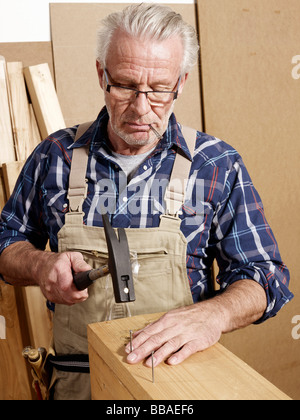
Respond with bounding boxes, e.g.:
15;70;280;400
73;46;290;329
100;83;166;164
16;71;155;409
0;107;293;321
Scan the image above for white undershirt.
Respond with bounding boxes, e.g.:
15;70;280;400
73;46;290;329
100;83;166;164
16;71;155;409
111;147;155;181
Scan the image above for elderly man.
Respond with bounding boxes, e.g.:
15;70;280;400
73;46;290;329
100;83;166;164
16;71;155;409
0;4;293;399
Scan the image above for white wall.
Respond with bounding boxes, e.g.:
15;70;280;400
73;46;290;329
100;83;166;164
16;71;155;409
0;0;194;43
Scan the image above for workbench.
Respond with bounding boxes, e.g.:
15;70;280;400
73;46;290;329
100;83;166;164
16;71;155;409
87;313;291;400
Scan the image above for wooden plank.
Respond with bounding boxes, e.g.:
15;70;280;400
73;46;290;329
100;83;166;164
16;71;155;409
7;62;39;160
88;313;291;400
0;283;34;400
29;104;41;145
0;56;16;164
89;346;134;400
7;61;30;160
21;286;53;350
24;63;66;139
2;161;24;197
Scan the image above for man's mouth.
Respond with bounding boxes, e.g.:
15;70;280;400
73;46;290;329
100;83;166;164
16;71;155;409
126;122;151;131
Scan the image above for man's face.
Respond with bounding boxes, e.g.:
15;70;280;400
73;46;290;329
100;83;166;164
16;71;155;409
97;30;187;154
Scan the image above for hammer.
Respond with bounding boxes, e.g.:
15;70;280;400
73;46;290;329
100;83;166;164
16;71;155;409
73;214;135;303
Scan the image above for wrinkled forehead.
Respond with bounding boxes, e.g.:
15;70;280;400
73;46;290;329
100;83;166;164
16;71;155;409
106;29;183;80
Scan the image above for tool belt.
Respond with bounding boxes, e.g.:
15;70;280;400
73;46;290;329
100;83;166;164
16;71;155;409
23;346;90;400
48;354;90;373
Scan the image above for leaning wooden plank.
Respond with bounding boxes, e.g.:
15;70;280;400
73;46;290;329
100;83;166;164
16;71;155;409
21;286;53;349
0;56;16;164
2;161;25;198
7;62;33;160
29;104;41;145
24;63;66;139
0;283;34;400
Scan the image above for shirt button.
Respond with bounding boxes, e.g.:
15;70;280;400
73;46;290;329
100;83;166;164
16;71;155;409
143;165;148;171
123;197;128;203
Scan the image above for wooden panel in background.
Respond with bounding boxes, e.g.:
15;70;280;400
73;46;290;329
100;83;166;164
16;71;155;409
88;313;291;400
50;3;203;130
197;0;300;399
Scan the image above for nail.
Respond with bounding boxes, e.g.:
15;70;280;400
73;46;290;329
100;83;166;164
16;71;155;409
130;330;133;353
151;351;155;383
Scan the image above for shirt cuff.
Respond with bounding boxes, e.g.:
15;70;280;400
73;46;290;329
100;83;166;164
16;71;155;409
217;263;293;323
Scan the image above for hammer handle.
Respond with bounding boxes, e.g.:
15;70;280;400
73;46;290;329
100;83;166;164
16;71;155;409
73;266;109;290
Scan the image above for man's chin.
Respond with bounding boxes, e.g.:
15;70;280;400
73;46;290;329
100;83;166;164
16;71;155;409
117;129;156;147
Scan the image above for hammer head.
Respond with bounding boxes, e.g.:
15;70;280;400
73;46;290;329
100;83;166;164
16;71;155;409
102;214;135;303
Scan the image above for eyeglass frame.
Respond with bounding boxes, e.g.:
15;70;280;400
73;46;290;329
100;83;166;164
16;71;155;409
103;68;181;104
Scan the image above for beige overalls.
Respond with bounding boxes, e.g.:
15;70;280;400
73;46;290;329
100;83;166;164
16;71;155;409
52;124;196;400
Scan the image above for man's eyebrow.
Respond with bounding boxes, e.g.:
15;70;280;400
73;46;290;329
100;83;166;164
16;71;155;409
109;71;171;88
110;73;135;85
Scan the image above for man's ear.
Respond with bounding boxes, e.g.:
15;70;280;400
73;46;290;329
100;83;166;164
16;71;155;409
177;73;188;97
96;61;104;90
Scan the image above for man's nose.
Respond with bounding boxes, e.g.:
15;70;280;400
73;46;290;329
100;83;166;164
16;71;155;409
131;91;152;114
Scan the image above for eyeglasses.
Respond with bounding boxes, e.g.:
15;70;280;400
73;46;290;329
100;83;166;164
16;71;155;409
104;69;181;107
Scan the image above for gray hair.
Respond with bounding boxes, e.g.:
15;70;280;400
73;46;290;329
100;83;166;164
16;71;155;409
96;3;199;75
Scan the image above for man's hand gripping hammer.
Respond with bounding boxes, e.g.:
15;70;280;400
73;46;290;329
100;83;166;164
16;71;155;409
73;214;135;303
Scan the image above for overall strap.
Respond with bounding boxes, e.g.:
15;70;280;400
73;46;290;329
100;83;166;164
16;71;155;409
164;125;197;216
67;122;93;213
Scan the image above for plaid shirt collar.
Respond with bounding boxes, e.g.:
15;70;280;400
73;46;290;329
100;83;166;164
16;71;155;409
68;106;193;162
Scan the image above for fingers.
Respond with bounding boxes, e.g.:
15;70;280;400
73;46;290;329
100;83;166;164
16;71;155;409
39;251;91;305
125;305;223;368
126;314;186;366
127;328;190;367
166;340;200;366
57;280;89;306
70;252;92;274
42;271;88;305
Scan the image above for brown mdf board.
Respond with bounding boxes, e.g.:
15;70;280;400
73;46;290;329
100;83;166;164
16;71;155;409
24;63;66;140
197;0;300;399
0;56;16;165
88;313;291;400
50;3;203;130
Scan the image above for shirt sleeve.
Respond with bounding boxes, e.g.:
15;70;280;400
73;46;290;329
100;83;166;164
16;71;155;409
213;157;293;323
0;146;49;255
